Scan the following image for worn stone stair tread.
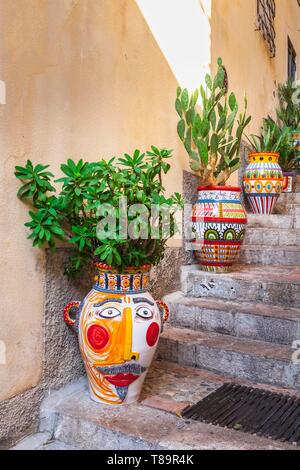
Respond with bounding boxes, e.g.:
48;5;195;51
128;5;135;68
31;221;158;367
244;227;300;246
239;245;300;265
164;291;300;321
183;264;300;283
164;291;300;345
241;244;300;252
39;362;296;450
247;214;294;229
10;432;79;450
160;325;293;363
183;265;300;307
158;326;300;388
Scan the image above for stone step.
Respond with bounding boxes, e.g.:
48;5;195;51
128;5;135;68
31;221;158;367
164;291;300;345
247;214;294;229
158;326;300;389
10;432;78;450
275;193;300;213
244;227;300;246
182;264;300;308
274;201;300;215
274;192;300;214
239;245;300;265
38;362;296;450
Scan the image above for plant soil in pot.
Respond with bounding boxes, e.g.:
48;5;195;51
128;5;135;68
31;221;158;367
192;186;246;272
243;152;283;214
64;263;169;404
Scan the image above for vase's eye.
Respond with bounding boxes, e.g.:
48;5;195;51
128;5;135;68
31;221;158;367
98;307;121;319
136;306;153;319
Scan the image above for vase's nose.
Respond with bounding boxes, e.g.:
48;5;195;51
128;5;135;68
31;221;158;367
123;307;140;361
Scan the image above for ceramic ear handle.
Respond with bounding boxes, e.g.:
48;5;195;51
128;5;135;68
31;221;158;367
156;300;170;323
64;301;80;328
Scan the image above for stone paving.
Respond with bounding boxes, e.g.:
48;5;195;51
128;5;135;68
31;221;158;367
12;360;298;450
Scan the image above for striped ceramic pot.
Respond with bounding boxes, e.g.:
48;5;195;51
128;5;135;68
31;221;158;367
191;186;247;273
243;152;283;214
64;263;169;405
290;129;300;157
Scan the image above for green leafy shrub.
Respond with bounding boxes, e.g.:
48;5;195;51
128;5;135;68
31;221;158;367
15;148;183;277
277;81;300;130
246;116;292;152
175;58;251;186
246;117;296;171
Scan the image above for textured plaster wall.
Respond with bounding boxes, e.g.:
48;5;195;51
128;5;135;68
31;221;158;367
0;0;185;446
0;0;182;402
211;0;300;136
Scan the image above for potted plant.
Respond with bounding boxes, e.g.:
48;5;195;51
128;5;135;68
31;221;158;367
277;81;300;190
176;58;251;272
15;149;183;405
244;118;290;214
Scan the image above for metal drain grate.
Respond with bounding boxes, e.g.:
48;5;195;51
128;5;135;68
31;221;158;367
181;383;300;445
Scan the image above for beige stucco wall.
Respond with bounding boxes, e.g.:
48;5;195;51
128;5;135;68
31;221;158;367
0;0;183;402
211;0;300;135
1;0;300;405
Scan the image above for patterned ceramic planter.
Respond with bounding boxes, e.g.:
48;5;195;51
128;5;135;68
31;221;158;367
191;186;247;273
282;170;297;193
64;263;169;405
243;152;283;214
290;129;300;157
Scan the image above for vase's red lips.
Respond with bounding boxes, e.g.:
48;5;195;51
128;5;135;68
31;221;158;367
105;373;139;387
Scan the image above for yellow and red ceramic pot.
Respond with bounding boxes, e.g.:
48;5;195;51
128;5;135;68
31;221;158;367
290;129;300;156
191;186;247;273
243;152;283;214
64;263;169;405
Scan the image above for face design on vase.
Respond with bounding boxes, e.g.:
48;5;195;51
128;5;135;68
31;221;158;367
79;291;161;404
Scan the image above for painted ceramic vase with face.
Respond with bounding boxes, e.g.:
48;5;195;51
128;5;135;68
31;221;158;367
243;152;283;214
191;186;247;273
64;263;169;405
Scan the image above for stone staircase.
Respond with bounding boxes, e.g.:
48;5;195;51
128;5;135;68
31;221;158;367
11;187;300;450
159;188;300;392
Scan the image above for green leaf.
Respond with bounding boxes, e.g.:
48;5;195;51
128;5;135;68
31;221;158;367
217;114;226;132
210;109;216;130
186;108;195;126
210;133;219;155
198;141;209;166
199;117;210;138
228;92;237;111
205;74;212;91
175;98;183;118
191;89;199;106
214;66;225;90
190;161;201;172
229;157;240;168
184;128;192;153
181;89;189;111
177;119;185;141
51;226;65;237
